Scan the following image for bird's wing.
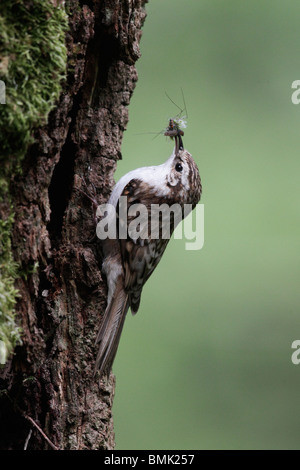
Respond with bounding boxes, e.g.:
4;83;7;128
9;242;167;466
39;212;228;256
117;178;170;314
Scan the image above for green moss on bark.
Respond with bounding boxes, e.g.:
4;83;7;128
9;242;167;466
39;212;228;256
0;0;68;167
0;210;21;364
0;0;68;364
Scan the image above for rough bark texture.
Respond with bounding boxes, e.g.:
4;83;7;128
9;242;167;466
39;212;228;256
0;0;147;450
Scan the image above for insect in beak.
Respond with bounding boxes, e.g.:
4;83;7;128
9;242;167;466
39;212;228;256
164;118;185;154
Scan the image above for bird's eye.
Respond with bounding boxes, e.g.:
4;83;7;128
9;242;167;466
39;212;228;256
175;163;183;173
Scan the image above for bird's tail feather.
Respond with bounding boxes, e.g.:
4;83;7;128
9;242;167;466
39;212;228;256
94;278;129;376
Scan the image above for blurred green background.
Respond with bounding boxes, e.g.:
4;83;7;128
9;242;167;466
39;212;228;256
112;0;300;449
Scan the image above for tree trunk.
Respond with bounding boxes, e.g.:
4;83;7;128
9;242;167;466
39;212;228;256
0;0;147;450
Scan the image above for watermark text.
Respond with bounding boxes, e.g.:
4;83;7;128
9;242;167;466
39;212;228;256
96;197;204;251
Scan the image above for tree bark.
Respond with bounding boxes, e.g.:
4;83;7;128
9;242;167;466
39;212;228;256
0;0;147;450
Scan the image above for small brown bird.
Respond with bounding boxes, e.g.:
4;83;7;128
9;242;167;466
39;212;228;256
95;133;202;376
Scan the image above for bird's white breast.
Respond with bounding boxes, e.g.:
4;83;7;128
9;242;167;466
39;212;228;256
108;150;176;207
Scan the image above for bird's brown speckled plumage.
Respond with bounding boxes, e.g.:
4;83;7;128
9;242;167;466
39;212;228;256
95;141;202;376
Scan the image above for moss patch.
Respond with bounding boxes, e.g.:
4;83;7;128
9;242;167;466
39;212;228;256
0;0;68;169
0;0;68;364
0;210;21;364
